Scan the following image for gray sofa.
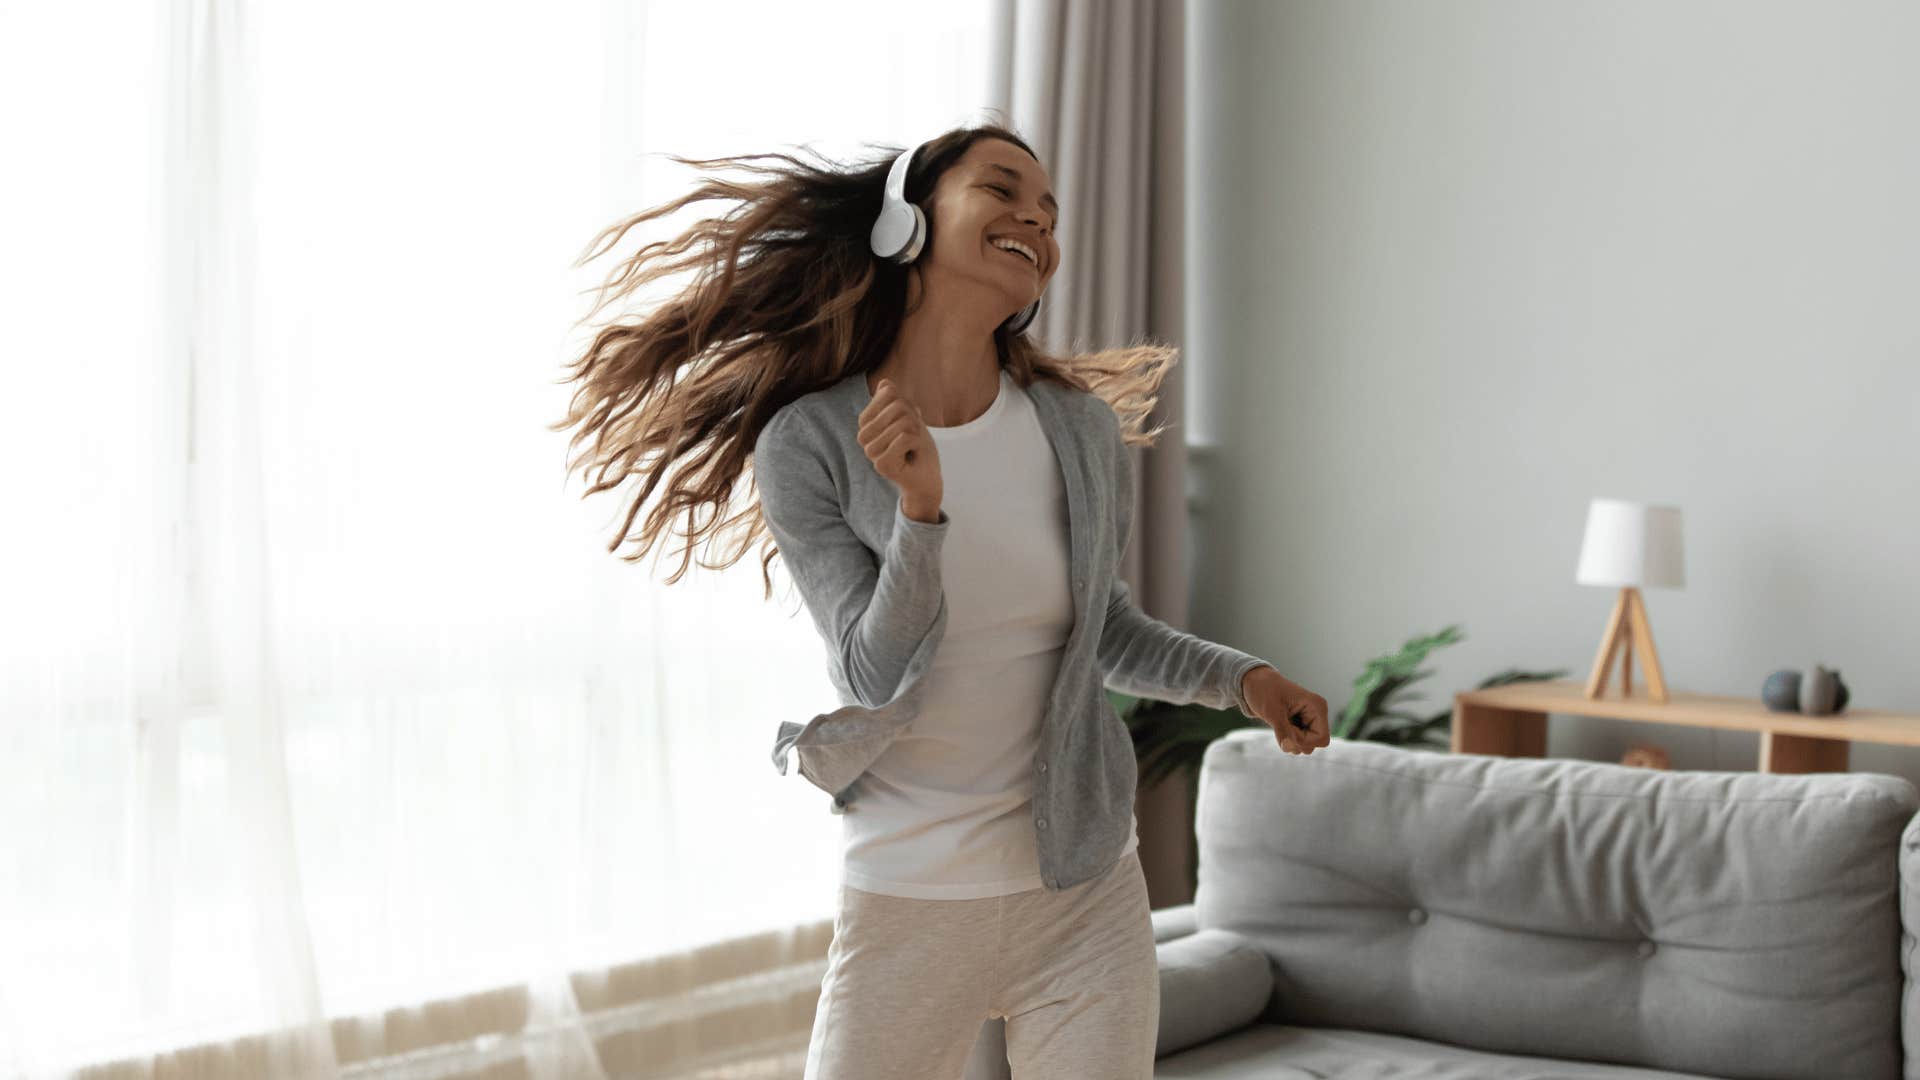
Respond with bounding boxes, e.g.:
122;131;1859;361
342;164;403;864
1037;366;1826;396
1149;732;1920;1079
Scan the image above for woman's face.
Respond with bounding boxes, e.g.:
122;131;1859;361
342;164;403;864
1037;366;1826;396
923;139;1061;319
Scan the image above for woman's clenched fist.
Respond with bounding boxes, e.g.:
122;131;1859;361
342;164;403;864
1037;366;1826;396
860;377;943;517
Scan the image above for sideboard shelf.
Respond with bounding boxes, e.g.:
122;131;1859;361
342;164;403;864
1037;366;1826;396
1451;678;1920;773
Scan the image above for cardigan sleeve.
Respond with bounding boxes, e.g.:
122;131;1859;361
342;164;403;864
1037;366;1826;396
1098;576;1270;714
1093;404;1270;714
753;408;950;710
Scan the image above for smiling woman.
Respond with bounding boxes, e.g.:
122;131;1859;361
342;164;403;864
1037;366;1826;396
549;120;1222;1080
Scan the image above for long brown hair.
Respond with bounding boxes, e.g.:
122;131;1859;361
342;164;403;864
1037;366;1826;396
549;122;1178;599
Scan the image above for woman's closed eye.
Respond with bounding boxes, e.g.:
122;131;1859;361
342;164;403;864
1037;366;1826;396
987;184;1056;235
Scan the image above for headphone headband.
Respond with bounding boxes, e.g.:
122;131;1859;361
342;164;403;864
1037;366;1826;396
883;140;916;205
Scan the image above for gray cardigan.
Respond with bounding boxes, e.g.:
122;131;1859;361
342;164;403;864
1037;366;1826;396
754;368;1269;891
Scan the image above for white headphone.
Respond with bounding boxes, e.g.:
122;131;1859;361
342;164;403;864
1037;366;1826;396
869;139;1041;335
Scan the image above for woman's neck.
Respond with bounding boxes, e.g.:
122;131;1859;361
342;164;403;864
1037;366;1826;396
870;298;1003;427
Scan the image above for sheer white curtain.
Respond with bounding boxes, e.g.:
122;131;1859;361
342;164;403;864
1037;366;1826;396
0;1;994;1076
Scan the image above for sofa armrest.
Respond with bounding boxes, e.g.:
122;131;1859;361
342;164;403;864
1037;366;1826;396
1900;810;1918;1080
1151;902;1199;943
1154;928;1274;1059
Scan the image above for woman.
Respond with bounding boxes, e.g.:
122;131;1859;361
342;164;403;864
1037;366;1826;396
554;122;1331;1078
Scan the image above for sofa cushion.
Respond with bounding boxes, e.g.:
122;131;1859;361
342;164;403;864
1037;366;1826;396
1155;928;1273;1057
1152;901;1201;943
1156;1023;1724;1079
1191;732;1918;1080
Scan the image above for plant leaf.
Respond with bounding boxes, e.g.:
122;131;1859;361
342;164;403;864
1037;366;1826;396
1475;667;1570;690
1337;625;1465;736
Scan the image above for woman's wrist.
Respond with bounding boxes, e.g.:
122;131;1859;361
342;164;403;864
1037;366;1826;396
901;496;943;524
1241;664;1278;700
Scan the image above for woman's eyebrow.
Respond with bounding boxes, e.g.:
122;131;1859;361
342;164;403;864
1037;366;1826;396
983;163;1059;220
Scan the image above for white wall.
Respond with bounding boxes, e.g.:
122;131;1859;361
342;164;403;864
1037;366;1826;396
1186;0;1920;786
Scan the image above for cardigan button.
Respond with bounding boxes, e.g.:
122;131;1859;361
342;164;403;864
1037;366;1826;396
1037;818;1048;829
1038;762;1047;772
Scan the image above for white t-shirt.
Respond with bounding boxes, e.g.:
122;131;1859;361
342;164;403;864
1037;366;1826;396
839;368;1140;899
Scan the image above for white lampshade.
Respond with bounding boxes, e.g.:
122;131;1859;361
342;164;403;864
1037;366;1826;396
1575;497;1686;589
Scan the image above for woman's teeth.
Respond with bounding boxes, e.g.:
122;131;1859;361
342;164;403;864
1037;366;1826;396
992;241;1037;267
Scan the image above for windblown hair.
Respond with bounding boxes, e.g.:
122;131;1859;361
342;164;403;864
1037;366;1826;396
549;122;1179;600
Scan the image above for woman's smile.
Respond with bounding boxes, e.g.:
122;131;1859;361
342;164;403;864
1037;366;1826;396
989;238;1041;272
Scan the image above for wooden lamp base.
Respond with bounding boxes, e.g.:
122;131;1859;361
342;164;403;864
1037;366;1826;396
1585;586;1669;703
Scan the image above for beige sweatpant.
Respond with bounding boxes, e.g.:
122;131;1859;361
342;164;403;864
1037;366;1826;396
803;847;1160;1079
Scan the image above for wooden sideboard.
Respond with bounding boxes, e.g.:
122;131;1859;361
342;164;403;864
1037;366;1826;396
1451;678;1920;773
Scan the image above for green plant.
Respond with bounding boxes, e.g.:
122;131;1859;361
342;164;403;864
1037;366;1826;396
1114;623;1569;890
1336;624;1568;748
1109;688;1257;891
1109;690;1257;793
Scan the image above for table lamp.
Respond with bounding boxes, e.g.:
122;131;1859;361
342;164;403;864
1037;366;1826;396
1575;497;1685;703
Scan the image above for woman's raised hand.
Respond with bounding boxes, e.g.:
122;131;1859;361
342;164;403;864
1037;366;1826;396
859;378;943;518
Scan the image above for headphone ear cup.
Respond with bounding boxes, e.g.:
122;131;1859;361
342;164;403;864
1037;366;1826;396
870;200;927;262
1004;296;1040;334
871;141;929;263
900;204;926;263
870;203;911;262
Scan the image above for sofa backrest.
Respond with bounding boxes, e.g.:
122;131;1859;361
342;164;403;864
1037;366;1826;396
1192;732;1918;1080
